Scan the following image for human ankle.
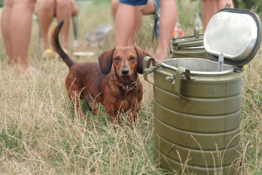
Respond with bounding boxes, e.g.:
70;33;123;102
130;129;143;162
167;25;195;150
153;51;167;64
41;40;49;52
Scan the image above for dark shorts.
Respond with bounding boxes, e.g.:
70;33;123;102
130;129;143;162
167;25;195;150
119;0;160;13
119;0;148;6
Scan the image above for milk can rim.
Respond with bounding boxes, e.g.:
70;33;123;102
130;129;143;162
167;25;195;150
161;58;234;75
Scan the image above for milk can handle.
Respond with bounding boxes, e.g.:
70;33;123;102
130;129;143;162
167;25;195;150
143;56;156;83
175;67;190;107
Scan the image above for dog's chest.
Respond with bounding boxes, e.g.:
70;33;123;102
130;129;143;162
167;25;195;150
107;79;142;112
114;91;137;111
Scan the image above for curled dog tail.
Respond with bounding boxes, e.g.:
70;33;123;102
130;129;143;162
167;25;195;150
49;20;74;68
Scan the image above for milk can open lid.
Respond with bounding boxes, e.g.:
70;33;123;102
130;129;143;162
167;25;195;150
204;7;262;66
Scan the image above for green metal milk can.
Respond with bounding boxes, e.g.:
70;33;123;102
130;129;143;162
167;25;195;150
143;7;261;175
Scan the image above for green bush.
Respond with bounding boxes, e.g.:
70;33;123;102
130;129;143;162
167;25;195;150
233;0;262;17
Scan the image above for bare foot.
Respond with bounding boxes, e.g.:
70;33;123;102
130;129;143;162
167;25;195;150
24;65;37;76
9;65;39;78
9;67;20;78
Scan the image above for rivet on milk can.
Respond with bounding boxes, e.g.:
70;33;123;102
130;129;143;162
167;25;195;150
143;6;262;175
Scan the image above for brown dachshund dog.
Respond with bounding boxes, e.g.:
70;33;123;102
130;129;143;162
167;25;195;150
49;21;151;123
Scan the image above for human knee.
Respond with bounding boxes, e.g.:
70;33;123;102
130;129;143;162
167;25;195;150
36;0;54;12
111;0;119;14
135;6;143;13
13;0;36;11
35;0;55;15
4;0;13;8
56;0;70;9
70;0;79;16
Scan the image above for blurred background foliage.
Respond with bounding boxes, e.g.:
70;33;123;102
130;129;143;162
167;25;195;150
233;0;262;17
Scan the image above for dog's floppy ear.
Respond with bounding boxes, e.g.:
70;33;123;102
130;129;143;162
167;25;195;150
99;48;115;74
134;47;151;74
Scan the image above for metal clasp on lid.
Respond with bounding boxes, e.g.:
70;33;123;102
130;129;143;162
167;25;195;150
145;64;163;77
194;27;199;38
251;6;257;13
165;67;194;107
218;53;224;72
225;3;231;8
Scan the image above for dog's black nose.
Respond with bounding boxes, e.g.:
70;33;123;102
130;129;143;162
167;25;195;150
121;68;129;75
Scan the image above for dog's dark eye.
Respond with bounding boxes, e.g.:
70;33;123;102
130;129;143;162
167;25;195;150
130;57;135;61
115;57;120;61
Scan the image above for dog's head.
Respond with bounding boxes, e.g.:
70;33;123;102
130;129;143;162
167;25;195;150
99;47;151;82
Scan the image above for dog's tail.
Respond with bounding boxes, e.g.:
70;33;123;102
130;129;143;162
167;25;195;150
49;20;74;68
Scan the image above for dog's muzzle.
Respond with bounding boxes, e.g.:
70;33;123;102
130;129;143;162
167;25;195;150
121;68;129;75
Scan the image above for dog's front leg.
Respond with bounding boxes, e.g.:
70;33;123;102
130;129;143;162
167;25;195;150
103;103;120;125
69;91;86;120
127;99;142;124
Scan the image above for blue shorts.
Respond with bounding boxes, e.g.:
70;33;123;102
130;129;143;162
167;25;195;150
120;0;160;13
119;0;148;6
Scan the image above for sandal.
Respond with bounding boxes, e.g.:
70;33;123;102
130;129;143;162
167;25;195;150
42;49;56;59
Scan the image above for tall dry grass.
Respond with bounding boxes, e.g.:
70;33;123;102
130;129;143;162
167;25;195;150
0;0;261;175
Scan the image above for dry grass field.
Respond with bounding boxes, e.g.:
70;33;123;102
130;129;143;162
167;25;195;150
0;0;261;174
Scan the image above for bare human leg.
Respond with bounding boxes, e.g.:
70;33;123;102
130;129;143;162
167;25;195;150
2;0;36;75
56;0;72;50
154;0;177;63
114;3;136;47
35;0;55;52
112;0;155;46
1;0;13;62
202;0;234;32
130;1;155;45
